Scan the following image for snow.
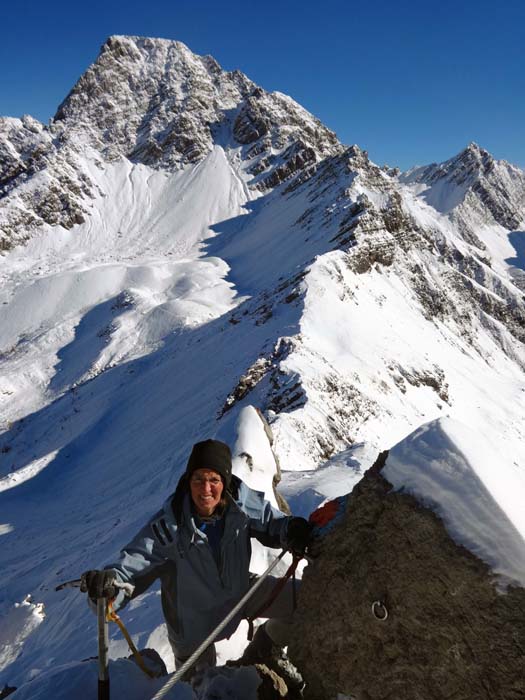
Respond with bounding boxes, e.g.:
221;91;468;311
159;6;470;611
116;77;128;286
0;148;249;427
0;451;58;493
279;443;377;518
1;139;524;690
7;659;261;700
220;405;281;507
6;657;193;700
383;418;525;588
0;597;45;674
401;174;470;213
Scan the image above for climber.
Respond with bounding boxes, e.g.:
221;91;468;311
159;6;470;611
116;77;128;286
81;439;312;679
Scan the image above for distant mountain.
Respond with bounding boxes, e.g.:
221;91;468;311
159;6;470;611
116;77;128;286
401;142;525;242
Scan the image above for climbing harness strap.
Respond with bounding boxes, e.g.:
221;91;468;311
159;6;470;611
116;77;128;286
246;554;301;640
106;601;158;679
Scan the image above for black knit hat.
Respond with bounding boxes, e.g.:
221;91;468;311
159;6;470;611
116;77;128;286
185;439;232;489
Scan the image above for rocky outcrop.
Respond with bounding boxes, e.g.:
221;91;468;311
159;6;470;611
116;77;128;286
255;664;288;699
0;116;50;192
290;450;525;700
0;116;93;249
219;336;303;419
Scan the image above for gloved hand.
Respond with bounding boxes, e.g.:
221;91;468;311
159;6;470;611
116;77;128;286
80;569;119;600
286;517;314;557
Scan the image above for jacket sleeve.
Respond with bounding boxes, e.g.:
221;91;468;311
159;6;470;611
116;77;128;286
236;480;291;549
104;513;170;611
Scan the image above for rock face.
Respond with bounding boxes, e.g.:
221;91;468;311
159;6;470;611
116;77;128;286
54;36;342;169
0;115;92;249
290;451;525;700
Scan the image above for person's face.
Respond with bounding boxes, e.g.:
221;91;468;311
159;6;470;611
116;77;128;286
189;468;224;517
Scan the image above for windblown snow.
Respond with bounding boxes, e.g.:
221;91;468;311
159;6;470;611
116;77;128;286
0;34;524;699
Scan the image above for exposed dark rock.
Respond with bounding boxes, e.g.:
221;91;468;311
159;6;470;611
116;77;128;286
220;357;273;417
267;376;306;414
471;180;521;230
318;372;376;448
381;191;413;236
409;262;452;321
261;141;317;190
290;453;525;700
219;335;303;419
329;194;371;248
390;363;449;403
345;218;396;274
233;98;271;145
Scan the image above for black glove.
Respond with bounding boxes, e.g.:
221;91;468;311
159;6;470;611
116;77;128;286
80;569;119;600
286;517;314;557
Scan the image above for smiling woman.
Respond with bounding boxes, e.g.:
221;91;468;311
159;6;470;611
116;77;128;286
189;469;225;517
185;439;232;517
80;438;313;680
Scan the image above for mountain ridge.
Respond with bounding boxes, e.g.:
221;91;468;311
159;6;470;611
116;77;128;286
2;35;524;252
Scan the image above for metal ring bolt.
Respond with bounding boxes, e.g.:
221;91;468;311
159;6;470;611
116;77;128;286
372;600;389;621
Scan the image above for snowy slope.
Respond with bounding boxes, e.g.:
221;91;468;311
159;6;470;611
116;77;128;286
1;34;524;697
0;146;249;427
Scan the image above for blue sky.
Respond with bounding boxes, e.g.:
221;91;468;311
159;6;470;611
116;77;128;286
2;0;524;170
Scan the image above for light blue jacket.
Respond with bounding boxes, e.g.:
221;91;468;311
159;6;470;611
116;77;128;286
108;478;290;656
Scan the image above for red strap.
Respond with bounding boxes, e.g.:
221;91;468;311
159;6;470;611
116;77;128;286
309;498;340;527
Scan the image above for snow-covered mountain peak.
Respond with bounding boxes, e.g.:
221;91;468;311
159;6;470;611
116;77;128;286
51;33;342;171
401;142;525;236
53;34;253;160
0;35;344;250
403;141;497;190
459;140;491;162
